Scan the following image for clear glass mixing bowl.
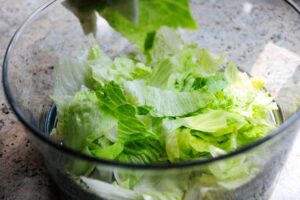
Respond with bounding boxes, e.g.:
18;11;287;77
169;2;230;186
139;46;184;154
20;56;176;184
3;0;300;199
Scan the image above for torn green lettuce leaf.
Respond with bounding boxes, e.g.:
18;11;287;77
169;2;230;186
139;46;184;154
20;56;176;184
124;80;212;117
182;110;228;133
165;127;223;162
184;156;259;199
147;26;184;64
147;29;225;91
208;156;260;190
91;142;124;160
84;53;152;87
81;176;140;200
95;81;164;164
54;91;103;150
99;0;197;49
197;49;225;77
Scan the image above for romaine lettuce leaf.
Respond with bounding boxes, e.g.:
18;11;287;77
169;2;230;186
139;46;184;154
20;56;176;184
182;110;228;133
96;81;164;164
85;54;152;87
124;80;211;117
99;0;197;49
55;91;103;150
147;29;225;91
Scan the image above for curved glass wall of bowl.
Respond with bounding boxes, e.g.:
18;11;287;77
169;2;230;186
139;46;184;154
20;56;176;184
2;0;300;200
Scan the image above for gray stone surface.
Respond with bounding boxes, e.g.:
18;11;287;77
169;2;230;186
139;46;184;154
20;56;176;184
0;0;60;199
0;0;300;200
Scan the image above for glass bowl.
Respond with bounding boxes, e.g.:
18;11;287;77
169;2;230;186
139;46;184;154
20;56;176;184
3;0;300;199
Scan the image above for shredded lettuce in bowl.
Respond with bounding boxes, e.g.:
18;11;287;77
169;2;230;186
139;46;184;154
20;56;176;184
50;26;278;199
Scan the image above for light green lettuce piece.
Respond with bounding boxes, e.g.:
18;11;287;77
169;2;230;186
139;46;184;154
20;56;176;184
87;43;103;60
52;89;120;176
135;174;189;200
55;91;103;150
182;110;227;133
82;174;188;200
224;62;238;83
53;59;87;97
208;156;260;190
147;29;225;90
185;156;259;198
81;176;140;200
96;81;164;164
148;27;184;64
164;110;248;136
165;130;180;162
124;80;211;117
85;53;152;87
147;46;199;90
163;109;251;162
197;49;225;77
191;75;225;94
164;127;222;162
92;142;124;160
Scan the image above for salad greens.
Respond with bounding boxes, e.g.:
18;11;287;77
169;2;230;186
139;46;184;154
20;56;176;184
51;27;277;199
52;1;278;199
52;27;277;164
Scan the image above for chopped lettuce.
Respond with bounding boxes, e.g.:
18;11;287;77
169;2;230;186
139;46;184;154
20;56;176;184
52;27;278;199
124;80;211;117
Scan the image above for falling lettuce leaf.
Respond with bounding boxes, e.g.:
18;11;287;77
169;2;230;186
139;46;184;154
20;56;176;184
64;0;197;50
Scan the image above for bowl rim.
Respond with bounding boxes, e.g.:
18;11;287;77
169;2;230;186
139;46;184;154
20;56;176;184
2;0;300;170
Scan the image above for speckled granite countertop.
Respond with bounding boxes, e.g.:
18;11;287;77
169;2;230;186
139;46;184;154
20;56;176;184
0;1;60;199
0;1;300;200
